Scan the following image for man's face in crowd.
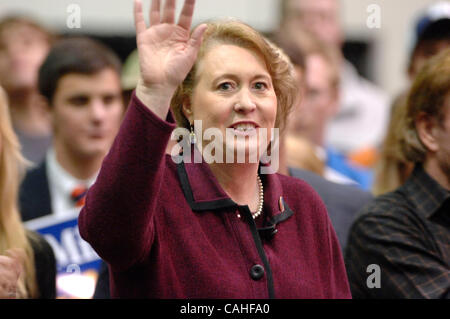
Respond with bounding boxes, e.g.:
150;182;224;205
50;68;124;160
282;0;343;49
0;23;50;92
289;53;338;140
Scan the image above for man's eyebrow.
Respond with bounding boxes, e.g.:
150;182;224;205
65;94;90;102
66;93;89;98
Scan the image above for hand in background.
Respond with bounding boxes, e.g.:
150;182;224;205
0;249;24;299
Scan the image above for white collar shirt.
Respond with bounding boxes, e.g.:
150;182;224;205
46;148;98;219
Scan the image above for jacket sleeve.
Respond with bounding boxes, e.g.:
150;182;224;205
325;213;352;299
78;92;177;271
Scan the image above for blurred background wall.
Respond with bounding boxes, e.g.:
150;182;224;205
0;0;436;97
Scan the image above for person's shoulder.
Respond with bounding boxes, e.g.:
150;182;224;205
160;153;188;189
289;168;323;185
291;167;371;197
351;189;415;231
277;171;319;197
19;160;52;221
22;161;47;185
164;153;183;172
20;161;48;200
360;189;408;215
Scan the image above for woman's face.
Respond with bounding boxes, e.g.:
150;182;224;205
184;44;278;163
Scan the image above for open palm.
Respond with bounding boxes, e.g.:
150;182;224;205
134;0;206;91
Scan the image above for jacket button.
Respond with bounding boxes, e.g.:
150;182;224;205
250;264;265;280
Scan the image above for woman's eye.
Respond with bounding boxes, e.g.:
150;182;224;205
253;82;268;90
218;82;234;91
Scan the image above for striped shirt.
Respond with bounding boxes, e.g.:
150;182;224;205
345;165;450;298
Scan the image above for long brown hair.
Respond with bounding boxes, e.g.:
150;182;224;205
0;86;38;298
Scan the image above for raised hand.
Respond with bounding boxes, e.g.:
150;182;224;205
0;249;24;299
134;0;207;117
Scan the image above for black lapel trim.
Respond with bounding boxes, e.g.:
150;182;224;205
240;206;275;299
176;161;236;212
257;198;294;240
268;199;294;225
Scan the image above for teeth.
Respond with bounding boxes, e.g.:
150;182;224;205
233;123;256;131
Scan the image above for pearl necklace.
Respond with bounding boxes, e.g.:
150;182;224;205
238;175;264;220
253;175;264;219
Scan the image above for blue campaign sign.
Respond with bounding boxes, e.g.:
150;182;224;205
25;211;101;298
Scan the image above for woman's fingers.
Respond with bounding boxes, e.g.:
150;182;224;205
177;0;196;30
161;0;176;24
190;23;207;47
5;249;24;279
187;23;207;57
135;0;197;32
134;0;147;35
149;0;161;26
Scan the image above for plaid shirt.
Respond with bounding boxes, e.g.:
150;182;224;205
345;165;450;298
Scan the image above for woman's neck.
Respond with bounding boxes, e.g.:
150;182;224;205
209;161;260;212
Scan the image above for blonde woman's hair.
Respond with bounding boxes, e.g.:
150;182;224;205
0;86;38;298
285;135;325;176
170;19;299;134
372;95;413;196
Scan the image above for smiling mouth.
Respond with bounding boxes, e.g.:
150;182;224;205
228;123;259;137
230;122;259;131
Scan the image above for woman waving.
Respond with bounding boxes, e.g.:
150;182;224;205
79;0;350;299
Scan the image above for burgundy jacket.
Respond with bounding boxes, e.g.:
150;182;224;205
78;93;351;299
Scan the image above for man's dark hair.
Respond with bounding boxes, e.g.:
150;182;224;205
418;19;450;44
409;19;450;72
38;37;121;103
402;48;450;163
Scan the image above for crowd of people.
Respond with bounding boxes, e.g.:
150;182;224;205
0;0;449;299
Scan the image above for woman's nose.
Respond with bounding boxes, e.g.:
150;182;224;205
234;89;256;113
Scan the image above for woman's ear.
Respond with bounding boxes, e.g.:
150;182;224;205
182;98;193;124
416;112;440;153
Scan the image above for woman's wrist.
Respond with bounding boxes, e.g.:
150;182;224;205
135;80;176;120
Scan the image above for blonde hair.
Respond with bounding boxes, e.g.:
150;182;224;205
170;19;298;134
285;135;325;176
372;95;413;195
401;48;450;163
0;86;38;298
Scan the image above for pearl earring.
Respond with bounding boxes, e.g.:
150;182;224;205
189;123;197;144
